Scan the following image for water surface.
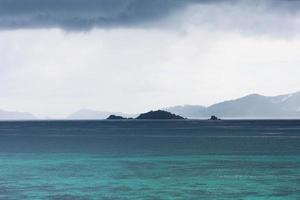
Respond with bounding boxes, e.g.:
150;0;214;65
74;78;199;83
0;120;299;199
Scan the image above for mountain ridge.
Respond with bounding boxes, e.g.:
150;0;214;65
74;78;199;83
0;109;36;120
165;91;300;118
67;109;137;120
1;91;299;120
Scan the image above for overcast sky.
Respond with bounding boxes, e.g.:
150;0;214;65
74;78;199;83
1;0;300;118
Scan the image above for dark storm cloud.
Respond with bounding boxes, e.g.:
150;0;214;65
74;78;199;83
0;0;299;31
0;0;205;30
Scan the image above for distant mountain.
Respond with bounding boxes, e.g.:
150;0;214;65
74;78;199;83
164;105;206;118
136;110;184;119
5;91;299;120
207;92;300;118
67;109;136;119
0;109;36;120
164;91;300;118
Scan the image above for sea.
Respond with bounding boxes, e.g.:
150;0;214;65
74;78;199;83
0;120;299;200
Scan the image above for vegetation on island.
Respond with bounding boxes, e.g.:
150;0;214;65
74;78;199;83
107;110;184;120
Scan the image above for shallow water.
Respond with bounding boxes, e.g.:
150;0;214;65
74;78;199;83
0;120;299;199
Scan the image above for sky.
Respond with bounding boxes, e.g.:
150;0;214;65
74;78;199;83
1;0;300;118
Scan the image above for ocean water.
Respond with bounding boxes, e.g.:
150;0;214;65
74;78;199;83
0;120;299;199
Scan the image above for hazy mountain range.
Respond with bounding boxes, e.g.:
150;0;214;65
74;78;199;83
67;109;137;120
165;91;300;118
0;91;300;120
0;109;36;120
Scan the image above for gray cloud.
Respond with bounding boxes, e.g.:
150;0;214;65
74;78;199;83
0;0;199;30
0;0;300;33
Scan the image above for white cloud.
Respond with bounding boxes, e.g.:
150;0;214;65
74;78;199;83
1;21;300;118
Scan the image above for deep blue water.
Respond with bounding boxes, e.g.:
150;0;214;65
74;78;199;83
0;120;299;199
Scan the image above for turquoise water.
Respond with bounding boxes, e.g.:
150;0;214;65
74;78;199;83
0;120;299;199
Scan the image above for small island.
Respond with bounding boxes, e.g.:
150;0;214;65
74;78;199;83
209;115;221;120
136;110;184;119
106;110;184;120
107;115;127;120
